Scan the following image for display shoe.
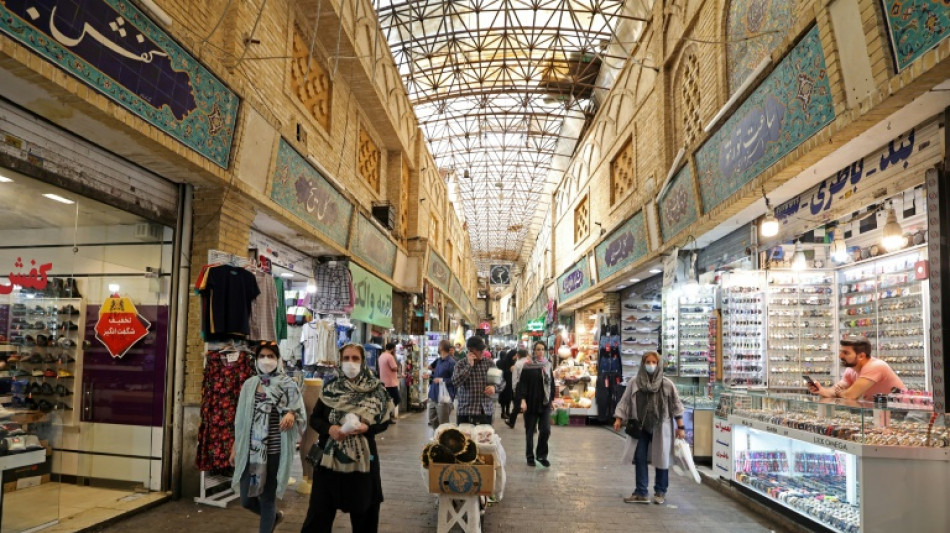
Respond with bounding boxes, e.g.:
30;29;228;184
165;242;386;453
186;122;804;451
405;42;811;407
59;305;80;316
55;401;73;411
31;369;44;377
57;369;73;378
58;339;77;348
43;353;58;364
30;322;47;331
43;368;56;378
23;336;36;346
30;306;45;316
59;321;79;331
64;278;82;298
50;278;65;298
55;384;71;397
40;382;55;395
27;353;44;364
35;335;49;347
28;381;43;394
37;399;54;413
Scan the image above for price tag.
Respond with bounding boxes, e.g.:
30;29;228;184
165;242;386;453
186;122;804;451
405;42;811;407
227;352;240;364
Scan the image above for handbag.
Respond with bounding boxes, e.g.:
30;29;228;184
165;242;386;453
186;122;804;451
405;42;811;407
624;419;642;439
304;442;322;467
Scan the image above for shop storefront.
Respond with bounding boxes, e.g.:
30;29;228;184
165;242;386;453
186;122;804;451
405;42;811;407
0;99;186;530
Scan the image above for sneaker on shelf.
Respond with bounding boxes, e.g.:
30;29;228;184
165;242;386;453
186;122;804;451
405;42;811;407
623;303;638;310
40;382;55;395
622;326;636;331
43;368;56;378
623;337;636;342
59;321;79;331
653;493;666;505
623;494;650;504
58;369;74;378
55;401;74;411
27;353;44;364
55;384;71;397
59;305;80;316
31;369;44;377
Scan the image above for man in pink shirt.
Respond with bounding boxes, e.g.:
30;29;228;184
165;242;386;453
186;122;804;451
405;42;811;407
378;342;400;421
809;335;905;401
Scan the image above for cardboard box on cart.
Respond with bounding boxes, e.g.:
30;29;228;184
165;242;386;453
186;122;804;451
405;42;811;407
427;454;495;496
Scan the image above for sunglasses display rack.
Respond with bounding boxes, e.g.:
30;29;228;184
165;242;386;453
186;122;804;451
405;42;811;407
836;247;929;391
720;272;767;389
765;271;836;392
3;295;84;421
619;289;661;374
662;286;718;378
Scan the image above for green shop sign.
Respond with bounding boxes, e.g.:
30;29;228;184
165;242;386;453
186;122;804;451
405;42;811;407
349;263;392;328
526;318;545;331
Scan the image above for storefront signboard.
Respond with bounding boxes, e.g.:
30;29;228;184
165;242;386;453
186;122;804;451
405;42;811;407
94;295;152;359
349;263;392;329
271;139;354;248
448;275;463;306
773;118;942;237
427;249;451;292
695;26;835;213
0;258;52;294
881;0;950;72
595;210;648;280
0;0;240;168
557;256;591;303
350;214;396;278
526;318;545;331
658;165;699;242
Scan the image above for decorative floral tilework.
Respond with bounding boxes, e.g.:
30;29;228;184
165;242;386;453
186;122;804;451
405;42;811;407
882;0;950;72
696;26;834;214
727;0;798;94
659;165;699;242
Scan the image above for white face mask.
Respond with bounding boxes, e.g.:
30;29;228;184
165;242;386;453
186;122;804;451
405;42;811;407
643;364;657;375
258;358;278;374
342;362;361;379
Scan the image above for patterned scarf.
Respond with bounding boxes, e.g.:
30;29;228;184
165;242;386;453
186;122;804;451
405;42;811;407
246;368;300;497
318;363;393;473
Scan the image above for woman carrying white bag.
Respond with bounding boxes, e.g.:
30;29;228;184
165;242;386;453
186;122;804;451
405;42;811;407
613;351;687;505
427;340;457;428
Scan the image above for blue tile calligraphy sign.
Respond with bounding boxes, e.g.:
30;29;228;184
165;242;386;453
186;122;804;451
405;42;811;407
658;165;699;242
557;256;591;303
881;0;950;72
695;26;834;213
595;210;648;281
0;0;239;168
270;139;354;248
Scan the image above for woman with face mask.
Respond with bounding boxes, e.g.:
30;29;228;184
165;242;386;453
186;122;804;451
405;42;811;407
301;343;394;533
612;351;686;505
229;341;306;533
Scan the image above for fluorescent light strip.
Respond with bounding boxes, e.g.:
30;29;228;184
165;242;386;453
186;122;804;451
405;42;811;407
42;193;74;204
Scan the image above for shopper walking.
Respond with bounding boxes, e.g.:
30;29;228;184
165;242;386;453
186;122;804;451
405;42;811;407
301;343;395;533
378;342;400;422
504;348;528;428
613;351;686;505
516;341;554;467
427;340;457;428
230;341;306;533
497;349;515;418
452;335;502;424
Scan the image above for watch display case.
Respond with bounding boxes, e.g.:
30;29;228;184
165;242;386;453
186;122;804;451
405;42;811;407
837;246;929;391
721;391;949;533
766;271;836;392
662;286;718;378
720;272;766;388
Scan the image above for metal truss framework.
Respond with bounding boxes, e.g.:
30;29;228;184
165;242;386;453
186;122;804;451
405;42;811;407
372;0;648;276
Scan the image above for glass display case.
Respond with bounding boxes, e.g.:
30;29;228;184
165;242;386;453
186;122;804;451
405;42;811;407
662;285;717;377
677;383;723;458
837;246;929;392
720;272;766;388
720;391;949;533
766;271;836;392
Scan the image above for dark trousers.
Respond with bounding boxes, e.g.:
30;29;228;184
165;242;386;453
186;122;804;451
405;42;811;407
240;453;280;533
386;386;400;407
522;409;551;461
633;431;669;496
506;402;521;426
300;499;381;533
457;414;493;425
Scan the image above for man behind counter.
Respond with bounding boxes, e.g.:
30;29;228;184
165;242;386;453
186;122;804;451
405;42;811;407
808;335;905;401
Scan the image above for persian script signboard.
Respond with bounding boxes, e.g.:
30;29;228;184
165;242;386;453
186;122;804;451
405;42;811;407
427;249;450;292
695;26;835;213
595;210;648;281
881;0;950;72
271;139;353;248
658;165;699;242
349;263;393;328
557;256;591;303
350;214;396;278
0;0;239;168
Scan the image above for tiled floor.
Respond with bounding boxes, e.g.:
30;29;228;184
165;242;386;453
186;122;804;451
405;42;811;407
95;411;780;532
2;483;166;533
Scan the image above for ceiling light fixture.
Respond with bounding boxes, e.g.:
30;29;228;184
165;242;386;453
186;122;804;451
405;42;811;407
760;188;779;238
791;241;807;271
649;268;662;274
280;272;295;279
881;204;904;251
42;193;74;204
830;229;849;263
629;278;640;283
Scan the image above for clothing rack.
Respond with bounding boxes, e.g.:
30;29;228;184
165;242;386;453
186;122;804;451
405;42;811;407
207;249;257;269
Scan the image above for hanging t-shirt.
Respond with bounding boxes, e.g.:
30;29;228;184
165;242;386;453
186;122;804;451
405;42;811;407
249;272;278;342
200;265;260;340
301;321;322;366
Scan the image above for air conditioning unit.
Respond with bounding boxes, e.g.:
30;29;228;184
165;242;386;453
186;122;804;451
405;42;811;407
133;223;163;241
372;203;395;231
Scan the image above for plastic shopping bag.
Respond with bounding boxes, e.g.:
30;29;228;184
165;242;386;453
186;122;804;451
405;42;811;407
620;435;636;465
438;382;453;404
672;438;701;484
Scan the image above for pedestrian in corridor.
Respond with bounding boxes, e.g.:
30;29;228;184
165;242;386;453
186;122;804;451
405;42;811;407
301;343;394;533
504;348;528;428
613;351;686;505
497;349;515;418
515;341;554;467
452;335;503;424
427;339;457;428
229;341;306;533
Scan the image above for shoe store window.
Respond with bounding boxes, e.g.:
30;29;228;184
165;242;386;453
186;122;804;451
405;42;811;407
0;167;173;530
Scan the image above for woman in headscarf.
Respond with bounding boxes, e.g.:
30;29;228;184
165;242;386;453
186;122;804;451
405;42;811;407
613;351;686;505
516;341;555;467
230;341;306;533
497;349;515;418
301;343;394;533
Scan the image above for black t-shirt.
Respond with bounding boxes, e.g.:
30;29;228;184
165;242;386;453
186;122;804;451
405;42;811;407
201;265;260;340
